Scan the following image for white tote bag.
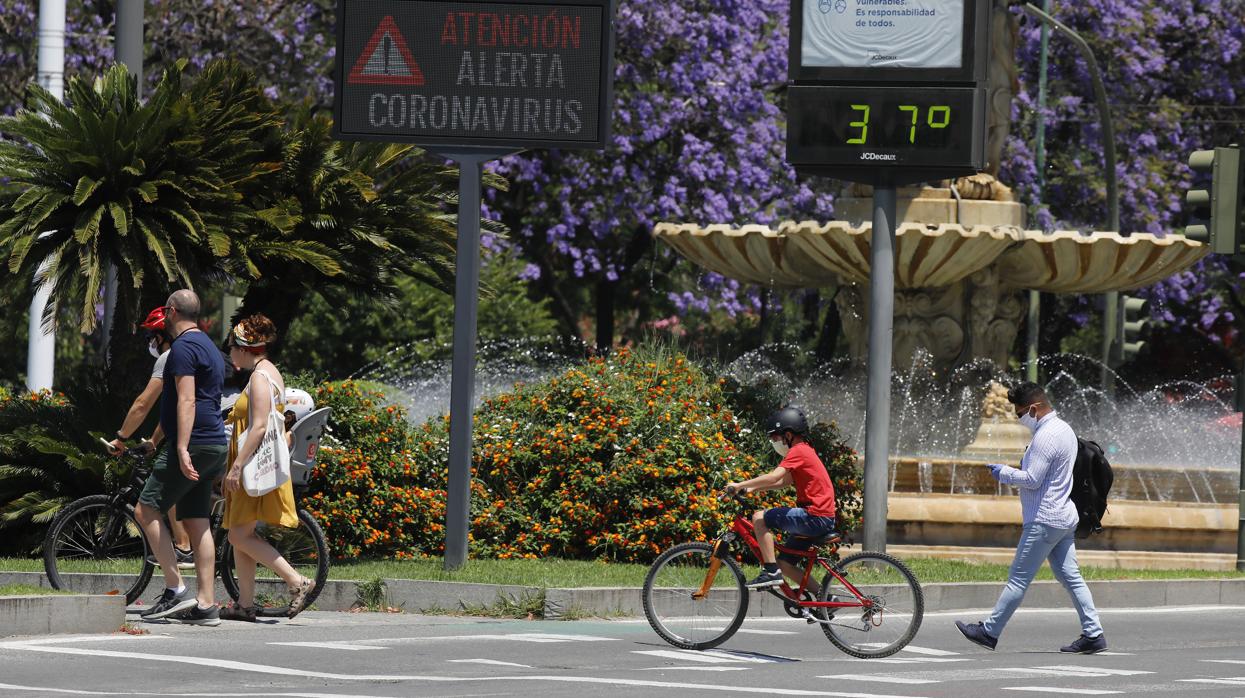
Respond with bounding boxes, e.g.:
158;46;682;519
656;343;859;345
239;369;291;497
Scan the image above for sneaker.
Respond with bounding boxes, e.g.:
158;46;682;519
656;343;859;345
171;604;221;626
140;587;196;620
955;620;998;651
287;577;315;619
145;546;195;569
745;569;784;589
1060;633;1107;654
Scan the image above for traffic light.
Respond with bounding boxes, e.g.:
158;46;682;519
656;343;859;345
1184;145;1242;254
1120;294;1150;362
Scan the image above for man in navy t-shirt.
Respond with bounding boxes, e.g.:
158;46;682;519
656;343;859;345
134;289;227;626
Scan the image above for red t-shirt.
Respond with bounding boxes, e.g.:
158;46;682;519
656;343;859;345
779;442;836;518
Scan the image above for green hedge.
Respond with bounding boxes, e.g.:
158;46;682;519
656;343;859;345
306;347;861;562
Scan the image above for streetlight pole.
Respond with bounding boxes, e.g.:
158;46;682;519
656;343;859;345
862;183;896;553
103;0;143;356
27;0;66;391
1026;0;1052;383
1021;3;1119;391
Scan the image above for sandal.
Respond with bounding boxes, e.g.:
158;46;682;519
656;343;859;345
220;604;257;622
287;577;315;618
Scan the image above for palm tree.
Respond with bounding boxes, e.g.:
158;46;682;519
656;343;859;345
0;59;283;396
230;105;502;344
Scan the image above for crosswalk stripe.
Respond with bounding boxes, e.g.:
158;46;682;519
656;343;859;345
1202;659;1245;665
1000;688;1121;695
736;629;799;635
1178;678;1245;685
862;657;972;664
633;650;745;664
818;675;939;685
448;659;531;668
899;646;959;656
1030;665;1152;676
996;668;1115;678
640;667;749;672
269;642;384;651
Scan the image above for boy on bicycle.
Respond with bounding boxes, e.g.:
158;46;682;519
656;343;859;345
725;406;837;590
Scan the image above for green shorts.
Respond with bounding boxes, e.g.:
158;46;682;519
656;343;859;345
137;443;227;520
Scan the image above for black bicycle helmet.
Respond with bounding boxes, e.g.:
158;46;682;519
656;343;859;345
765;406;809;436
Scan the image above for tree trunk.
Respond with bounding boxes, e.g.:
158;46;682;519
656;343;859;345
595;278;616;354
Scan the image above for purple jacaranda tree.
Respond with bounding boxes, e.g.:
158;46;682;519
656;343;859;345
487;0;836;350
1;0;334;117
999;1;1245;366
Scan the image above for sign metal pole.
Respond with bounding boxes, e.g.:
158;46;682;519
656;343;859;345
441;149;513;571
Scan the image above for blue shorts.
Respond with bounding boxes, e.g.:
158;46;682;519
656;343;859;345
763;507;836;565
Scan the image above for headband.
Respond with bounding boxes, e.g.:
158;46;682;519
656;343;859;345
231;324;266;348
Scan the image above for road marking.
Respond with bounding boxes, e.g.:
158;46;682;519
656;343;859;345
819;675;939;685
1031;665;1153;676
995;667;1152;678
0;634;165;649
736;628;798;635
269;642;385;651
0;685;392;698
858;657;972;664
1178;678;1245;685
898;646;959;656
0;646;934;698
1096;652;1133;656
1000;688;1120;695
640;667;749;672
449;659;532;668
633;650;757;664
1203;659;1245;665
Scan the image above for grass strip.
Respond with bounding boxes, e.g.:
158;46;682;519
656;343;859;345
4;555;1243;587
0;584;71;596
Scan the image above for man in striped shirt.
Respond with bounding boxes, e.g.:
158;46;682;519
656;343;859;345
955;382;1106;654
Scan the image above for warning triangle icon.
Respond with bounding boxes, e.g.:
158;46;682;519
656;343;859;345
348;16;426;86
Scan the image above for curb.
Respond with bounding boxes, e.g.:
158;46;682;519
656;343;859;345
5;571;1244;620
0;594;126;637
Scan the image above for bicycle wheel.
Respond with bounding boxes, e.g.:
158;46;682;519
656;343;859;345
44;495;154;604
642;542;748;650
818;551;924;658
220;508;330;616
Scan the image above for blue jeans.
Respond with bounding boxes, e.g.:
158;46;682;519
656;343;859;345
983;522;1103;639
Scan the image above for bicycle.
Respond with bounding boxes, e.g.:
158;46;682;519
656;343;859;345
44;414;332;617
641;493;924;658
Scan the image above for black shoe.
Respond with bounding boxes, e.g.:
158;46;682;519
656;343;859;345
745;569;784;589
171;604;221;627
145;546;194;569
140;587;196;620
955;620;998;651
1061;633;1107;654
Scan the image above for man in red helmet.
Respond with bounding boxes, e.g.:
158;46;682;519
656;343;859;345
107;305;194;567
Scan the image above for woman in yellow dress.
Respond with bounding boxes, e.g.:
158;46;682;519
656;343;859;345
220;314;314;622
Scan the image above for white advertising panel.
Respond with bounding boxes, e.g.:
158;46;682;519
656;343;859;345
802;0;964;69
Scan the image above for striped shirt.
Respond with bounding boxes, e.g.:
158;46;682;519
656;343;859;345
996;411;1079;529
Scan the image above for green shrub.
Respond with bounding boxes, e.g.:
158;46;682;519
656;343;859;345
305;347;861;563
0;388;108;555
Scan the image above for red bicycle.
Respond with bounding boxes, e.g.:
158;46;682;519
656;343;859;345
641;493;924;658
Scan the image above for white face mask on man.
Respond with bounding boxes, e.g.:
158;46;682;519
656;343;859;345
1018;406;1040;433
148;340;162;359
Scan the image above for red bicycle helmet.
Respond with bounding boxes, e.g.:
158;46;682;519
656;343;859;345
139;306;168;331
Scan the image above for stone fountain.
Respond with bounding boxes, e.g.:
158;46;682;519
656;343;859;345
650;0;1231;569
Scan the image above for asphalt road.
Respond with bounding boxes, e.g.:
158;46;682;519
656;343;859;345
1;604;1244;697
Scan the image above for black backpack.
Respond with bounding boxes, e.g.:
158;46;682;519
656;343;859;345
1069;438;1114;539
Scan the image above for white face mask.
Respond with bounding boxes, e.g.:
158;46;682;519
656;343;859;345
148;341;162;359
1019;407;1039;433
771;439;789;457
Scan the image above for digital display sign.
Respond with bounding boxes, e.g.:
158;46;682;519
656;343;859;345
786;85;984;171
333;0;615;148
